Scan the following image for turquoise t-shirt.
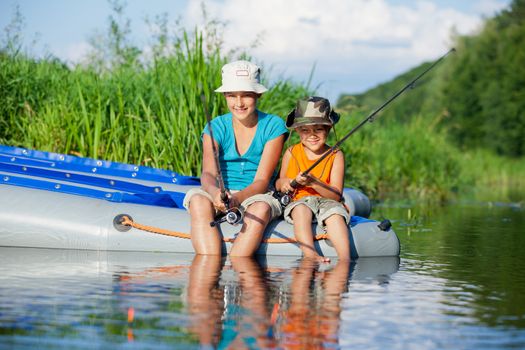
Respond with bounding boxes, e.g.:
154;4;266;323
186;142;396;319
203;110;288;190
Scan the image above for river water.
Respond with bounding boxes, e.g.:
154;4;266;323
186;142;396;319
0;201;524;349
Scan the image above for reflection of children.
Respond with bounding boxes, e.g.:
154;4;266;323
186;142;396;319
276;97;351;262
280;259;350;348
183;60;288;257
220;257;277;349
188;256;276;349
187;255;225;348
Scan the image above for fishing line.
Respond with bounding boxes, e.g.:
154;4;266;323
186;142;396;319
287;48;456;189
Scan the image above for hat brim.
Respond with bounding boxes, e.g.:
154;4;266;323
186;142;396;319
215;82;268;94
287;116;333;129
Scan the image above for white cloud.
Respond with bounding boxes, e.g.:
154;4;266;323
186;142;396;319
186;0;482;59
184;0;500;99
59;41;92;66
473;0;510;17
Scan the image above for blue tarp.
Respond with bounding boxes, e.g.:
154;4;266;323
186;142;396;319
0;145;201;185
0;145;197;209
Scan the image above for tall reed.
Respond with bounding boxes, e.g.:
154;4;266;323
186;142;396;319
1;28;312;176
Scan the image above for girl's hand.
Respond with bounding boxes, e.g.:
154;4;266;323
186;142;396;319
212;189;228;212
212;189;240;212
226;192;241;210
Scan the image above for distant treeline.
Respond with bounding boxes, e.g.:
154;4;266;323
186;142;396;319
338;0;525;158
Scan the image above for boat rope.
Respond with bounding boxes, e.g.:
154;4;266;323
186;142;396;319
118;215;329;244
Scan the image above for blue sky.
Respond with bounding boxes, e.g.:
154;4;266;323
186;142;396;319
0;0;512;101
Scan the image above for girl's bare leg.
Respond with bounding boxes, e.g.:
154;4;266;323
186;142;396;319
291;205;330;263
230;201;271;257
189;194;222;255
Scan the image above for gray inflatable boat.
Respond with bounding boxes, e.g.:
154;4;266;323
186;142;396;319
0;145;400;258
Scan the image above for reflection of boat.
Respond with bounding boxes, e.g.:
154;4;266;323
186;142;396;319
0;145;400;258
0;247;400;282
349;256;400;283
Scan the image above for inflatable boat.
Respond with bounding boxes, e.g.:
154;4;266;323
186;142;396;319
0;145;400;258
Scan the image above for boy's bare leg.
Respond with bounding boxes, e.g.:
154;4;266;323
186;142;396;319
230;202;271;257
189;194;222;255
324;215;351;261
292;205;330;263
319;259;350;344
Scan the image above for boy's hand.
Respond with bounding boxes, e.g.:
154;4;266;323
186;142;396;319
282;176;304;193
294;173;313;187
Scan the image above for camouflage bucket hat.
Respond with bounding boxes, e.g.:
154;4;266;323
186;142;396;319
286;96;340;129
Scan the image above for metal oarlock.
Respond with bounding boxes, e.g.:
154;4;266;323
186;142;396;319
210;207;243;227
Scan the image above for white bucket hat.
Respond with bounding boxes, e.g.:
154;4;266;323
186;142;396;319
215;60;268;94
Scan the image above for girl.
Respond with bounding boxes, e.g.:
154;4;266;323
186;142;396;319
184;60;287;256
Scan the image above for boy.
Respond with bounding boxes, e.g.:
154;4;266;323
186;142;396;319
276;96;351;262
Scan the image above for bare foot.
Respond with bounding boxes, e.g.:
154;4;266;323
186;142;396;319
303;254;331;263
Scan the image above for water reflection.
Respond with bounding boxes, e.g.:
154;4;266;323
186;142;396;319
133;253;400;349
187;255;225;348
0;247;400;349
185;255;349;349
383;203;525;330
279;259;350;348
2;202;525;349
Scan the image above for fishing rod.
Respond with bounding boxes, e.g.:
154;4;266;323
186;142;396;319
289;48;456;189
201;95;243;227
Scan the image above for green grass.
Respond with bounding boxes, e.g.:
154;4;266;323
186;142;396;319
459;149;525;203
335;113;464;202
1;29;312;176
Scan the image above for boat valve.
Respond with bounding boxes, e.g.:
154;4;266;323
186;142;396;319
378;219;392;231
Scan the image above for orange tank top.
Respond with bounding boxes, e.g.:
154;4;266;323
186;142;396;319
285;143;337;201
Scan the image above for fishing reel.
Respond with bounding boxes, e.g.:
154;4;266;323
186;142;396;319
210;207;243;227
272;191;291;208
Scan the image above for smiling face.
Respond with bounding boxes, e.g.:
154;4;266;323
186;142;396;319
296;124;330;155
224;91;259;123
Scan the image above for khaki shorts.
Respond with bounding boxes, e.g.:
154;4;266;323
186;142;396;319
283;196;350;231
183;187;283;220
